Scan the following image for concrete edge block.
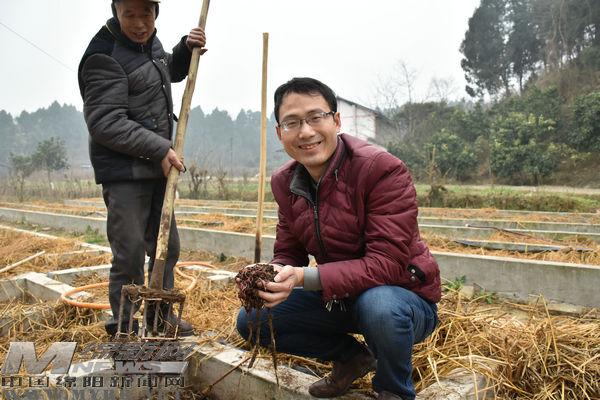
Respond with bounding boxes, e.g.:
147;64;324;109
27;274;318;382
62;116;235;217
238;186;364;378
183;339;369;400
205;275;234;289
417;368;493;399
433;251;600;308
21;272;90;302
0;275;26;303
181;265;236;278
48;264;112;285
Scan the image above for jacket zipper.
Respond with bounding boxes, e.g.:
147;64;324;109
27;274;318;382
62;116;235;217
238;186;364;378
148;52;173;139
313;147;345;257
290;182;328;260
313;182;328;260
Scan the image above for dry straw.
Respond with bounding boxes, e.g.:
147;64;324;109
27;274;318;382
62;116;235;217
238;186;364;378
1;277;598;399
1;215;598;398
0;229;111;278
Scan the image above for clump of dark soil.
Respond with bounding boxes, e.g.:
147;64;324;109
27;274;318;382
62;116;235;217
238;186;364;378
235;263;277;311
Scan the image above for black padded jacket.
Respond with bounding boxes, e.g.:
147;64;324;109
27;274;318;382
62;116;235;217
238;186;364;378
78;18;192;183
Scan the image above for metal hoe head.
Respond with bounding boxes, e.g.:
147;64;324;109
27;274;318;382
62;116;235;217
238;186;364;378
116;284;186;340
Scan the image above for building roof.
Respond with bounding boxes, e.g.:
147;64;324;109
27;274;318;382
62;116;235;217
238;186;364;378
336;96;393;124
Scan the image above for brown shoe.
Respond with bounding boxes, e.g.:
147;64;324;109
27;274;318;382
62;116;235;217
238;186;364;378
308;346;376;398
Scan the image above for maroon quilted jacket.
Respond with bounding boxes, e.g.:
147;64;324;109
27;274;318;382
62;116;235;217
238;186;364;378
270;134;441;304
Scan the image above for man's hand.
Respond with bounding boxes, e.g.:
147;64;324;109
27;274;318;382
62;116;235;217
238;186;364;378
186;27;207;54
257;265;304;308
161;148;184;177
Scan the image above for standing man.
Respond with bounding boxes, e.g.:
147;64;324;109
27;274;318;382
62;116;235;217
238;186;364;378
236;78;441;400
78;0;206;336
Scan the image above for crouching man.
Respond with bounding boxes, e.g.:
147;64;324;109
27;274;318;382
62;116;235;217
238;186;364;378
236;77;441;400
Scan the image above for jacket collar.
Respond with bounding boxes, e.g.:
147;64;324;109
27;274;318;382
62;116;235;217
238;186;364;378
105;17;157;53
289;135;347;202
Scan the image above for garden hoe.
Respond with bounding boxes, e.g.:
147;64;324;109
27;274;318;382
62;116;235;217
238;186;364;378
116;0;210;341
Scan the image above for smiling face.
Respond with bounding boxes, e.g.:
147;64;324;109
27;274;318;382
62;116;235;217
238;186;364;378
276;92;341;182
115;0;156;45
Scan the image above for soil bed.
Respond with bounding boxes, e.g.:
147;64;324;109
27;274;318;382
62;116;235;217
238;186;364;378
0;227;111;278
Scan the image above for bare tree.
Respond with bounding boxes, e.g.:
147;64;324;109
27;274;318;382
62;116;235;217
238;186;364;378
185;148;213;199
426;77;458;102
213;164;229;200
187;162;209;199
372;59;419;114
396;60;418;105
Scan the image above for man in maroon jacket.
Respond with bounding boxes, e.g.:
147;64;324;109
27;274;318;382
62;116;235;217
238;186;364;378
236;77;441;400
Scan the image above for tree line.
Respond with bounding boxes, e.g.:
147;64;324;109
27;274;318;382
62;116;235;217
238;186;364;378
382;0;600;186
461;0;600;96
0;102;288;180
2;0;599;188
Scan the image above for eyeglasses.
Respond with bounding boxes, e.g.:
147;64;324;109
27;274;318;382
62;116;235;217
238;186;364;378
279;111;335;133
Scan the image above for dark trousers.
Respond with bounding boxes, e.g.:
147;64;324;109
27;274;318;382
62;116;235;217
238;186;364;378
237;286;438;400
102;179;180;334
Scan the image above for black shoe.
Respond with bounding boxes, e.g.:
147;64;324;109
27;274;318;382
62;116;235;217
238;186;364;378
163;315;195;337
105;319;139;338
145;302;195;337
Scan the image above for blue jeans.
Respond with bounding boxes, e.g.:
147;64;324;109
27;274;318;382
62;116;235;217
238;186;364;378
236;286;438;399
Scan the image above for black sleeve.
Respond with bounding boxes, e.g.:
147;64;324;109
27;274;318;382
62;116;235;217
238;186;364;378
168;36;192;83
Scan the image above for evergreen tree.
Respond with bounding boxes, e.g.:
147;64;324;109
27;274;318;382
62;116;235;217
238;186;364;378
32;137;69;183
507;0;542;91
461;0;510;97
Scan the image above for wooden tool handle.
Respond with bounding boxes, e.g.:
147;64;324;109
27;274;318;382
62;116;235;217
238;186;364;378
150;0;210;290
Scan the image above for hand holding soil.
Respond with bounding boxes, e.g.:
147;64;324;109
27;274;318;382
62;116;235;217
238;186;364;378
235;263;281;377
235;263;278;311
259;264;302;308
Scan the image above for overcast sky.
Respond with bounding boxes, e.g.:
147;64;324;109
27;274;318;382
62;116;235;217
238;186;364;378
0;0;480;118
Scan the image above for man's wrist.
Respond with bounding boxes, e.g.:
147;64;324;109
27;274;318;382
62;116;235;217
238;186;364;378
294;267;304;287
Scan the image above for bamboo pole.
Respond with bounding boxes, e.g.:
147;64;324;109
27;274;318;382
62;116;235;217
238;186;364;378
149;0;210;289
254;33;269;263
0;251;45;274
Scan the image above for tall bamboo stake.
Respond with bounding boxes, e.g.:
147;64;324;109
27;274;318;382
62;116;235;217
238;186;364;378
254;32;269;263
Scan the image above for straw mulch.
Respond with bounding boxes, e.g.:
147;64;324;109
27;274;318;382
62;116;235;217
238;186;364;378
0;301;107;363
3;199;599;224
177;213;276;234
423;207;600;225
179;276;600;399
176;198;278;212
412;291;599;399
0;228;111;278
0;201;105;217
424;234;600;266
1;279;598;399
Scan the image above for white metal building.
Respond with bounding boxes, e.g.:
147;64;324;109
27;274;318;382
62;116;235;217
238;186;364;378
337;96;399;144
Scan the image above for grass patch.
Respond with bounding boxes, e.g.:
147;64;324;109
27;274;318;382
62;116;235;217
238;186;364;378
415;184;600;212
81;226;107;245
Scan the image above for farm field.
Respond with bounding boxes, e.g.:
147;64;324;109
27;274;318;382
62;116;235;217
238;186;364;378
1;199;599;266
1;198;599;399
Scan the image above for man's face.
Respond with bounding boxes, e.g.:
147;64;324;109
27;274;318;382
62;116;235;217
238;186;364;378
276;92;341;181
115;0;156;44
